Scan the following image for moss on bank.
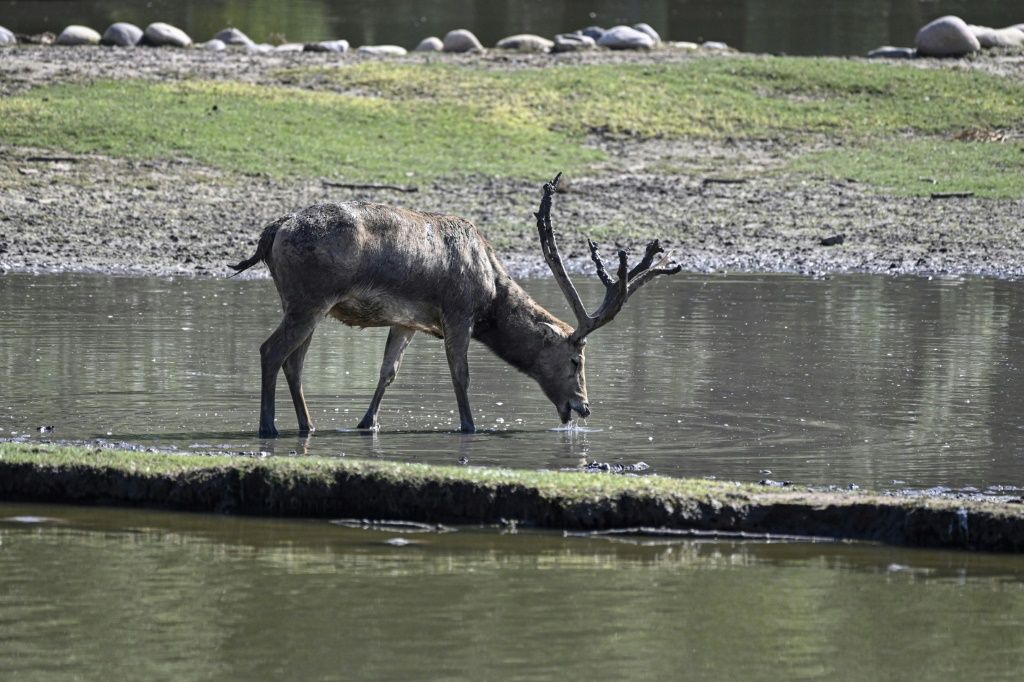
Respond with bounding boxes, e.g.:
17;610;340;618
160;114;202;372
2;443;1022;552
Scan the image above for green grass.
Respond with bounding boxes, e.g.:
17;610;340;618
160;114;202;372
1;57;1022;195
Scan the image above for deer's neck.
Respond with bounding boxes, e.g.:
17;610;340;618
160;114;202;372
473;276;569;375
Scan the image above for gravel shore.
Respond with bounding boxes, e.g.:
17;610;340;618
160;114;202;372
2;46;1023;279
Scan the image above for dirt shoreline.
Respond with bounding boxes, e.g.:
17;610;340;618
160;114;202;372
2;47;1023;280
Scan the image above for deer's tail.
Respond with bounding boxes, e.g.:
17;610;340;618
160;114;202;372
228;215;289;276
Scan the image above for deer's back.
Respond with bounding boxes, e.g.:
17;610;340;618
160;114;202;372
268;202;503;332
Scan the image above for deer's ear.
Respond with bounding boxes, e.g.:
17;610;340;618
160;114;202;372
540;322;565;340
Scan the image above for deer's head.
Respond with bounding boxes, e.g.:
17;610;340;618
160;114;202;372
533;173;681;424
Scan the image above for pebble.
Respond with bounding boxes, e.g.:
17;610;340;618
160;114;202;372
866;46;916;59
213;27;255;47
597;25;655;50
143;22;192;48
273;43;305;52
701;41;730;50
303;39;349;53
414;36;443;52
915;15;980;57
197;39;226;52
552;33;596;53
495;33;553;52
442;28;483;53
100;22;143;47
55;25;101;46
357;44;407;56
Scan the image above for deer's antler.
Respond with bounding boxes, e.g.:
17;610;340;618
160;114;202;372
535;173;682;343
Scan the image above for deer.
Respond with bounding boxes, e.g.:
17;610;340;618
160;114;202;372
229;173;680;437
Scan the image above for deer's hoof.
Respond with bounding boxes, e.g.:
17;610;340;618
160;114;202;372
356;417;378;430
258;425;279;438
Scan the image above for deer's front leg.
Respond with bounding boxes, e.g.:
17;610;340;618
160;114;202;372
443;321;475;434
357;326;416;430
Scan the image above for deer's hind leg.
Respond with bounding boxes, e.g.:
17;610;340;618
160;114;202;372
283;333;315;434
357;325;416;430
259;311;321;438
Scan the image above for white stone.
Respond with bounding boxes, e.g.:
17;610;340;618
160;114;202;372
101;23;142;47
198;39;226;52
247;43;274;54
596;25;655;50
552;33;596;53
213;27;254;47
144;22;192;48
495;34;553;52
632;23;661;44
915;16;980;57
303;40;349;53
701;41;729;50
670;41;699;50
0;26;16;46
414;36;443;52
55;25;101;46
274;42;305;52
968;25;1024;48
443;28;483;53
357;44;407;56
866;45;916;59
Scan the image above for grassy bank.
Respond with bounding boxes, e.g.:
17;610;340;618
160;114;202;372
1;56;1022;195
2;442;1023;552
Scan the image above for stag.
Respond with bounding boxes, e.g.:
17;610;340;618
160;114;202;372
230;174;679;437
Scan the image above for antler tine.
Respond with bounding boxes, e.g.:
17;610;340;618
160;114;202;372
587;239;615;287
626;242;683;300
535;172;590;327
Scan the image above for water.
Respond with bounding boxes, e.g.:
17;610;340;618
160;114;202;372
3;0;1021;56
0;502;1022;679
3;272;1024;492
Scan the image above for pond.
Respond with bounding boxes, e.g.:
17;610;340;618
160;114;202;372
2;271;1024;493
1;502;1023;678
4;0;1021;56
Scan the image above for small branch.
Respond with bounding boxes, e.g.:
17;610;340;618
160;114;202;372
930;191;974;200
25;155;82;163
701;177;747;186
322;180;418;193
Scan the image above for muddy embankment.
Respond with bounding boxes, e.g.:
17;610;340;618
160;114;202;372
2;444;1022;552
2;48;1024;279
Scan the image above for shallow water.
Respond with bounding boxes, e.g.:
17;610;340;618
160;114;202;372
3;271;1024;492
4;0;1020;56
0;502;1023;679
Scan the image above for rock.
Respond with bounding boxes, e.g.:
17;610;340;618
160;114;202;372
0;26;16;46
670;41;699;50
246;43;274;54
197;39;226;51
632;23;661;44
820;234;846;247
552;33;596;53
303;39;349;53
442;28;483;53
55;25;101;46
968;25;1024;48
273;42;305;52
357;44;407;56
14;32;54;45
579;26;605;41
914;16;980;57
100;22;142;47
414;36;443;52
213;27;254;47
701;41;729;50
597;25;655;50
866;45;916;59
143;22;192;48
495;33;553;52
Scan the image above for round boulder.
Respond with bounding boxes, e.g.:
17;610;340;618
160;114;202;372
213;27;254;47
915;15;980;57
0;26;16;46
495;33;553;52
357;44;407;56
443;28;483;53
968;25;1024;48
197;39;226;51
144;22;192;48
632;23;661;44
303;40;349;53
597;25;655;50
55;25;101;46
866;45;916;59
552;33;596;53
101;22;142;47
579;26;605;41
414;36;443;52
